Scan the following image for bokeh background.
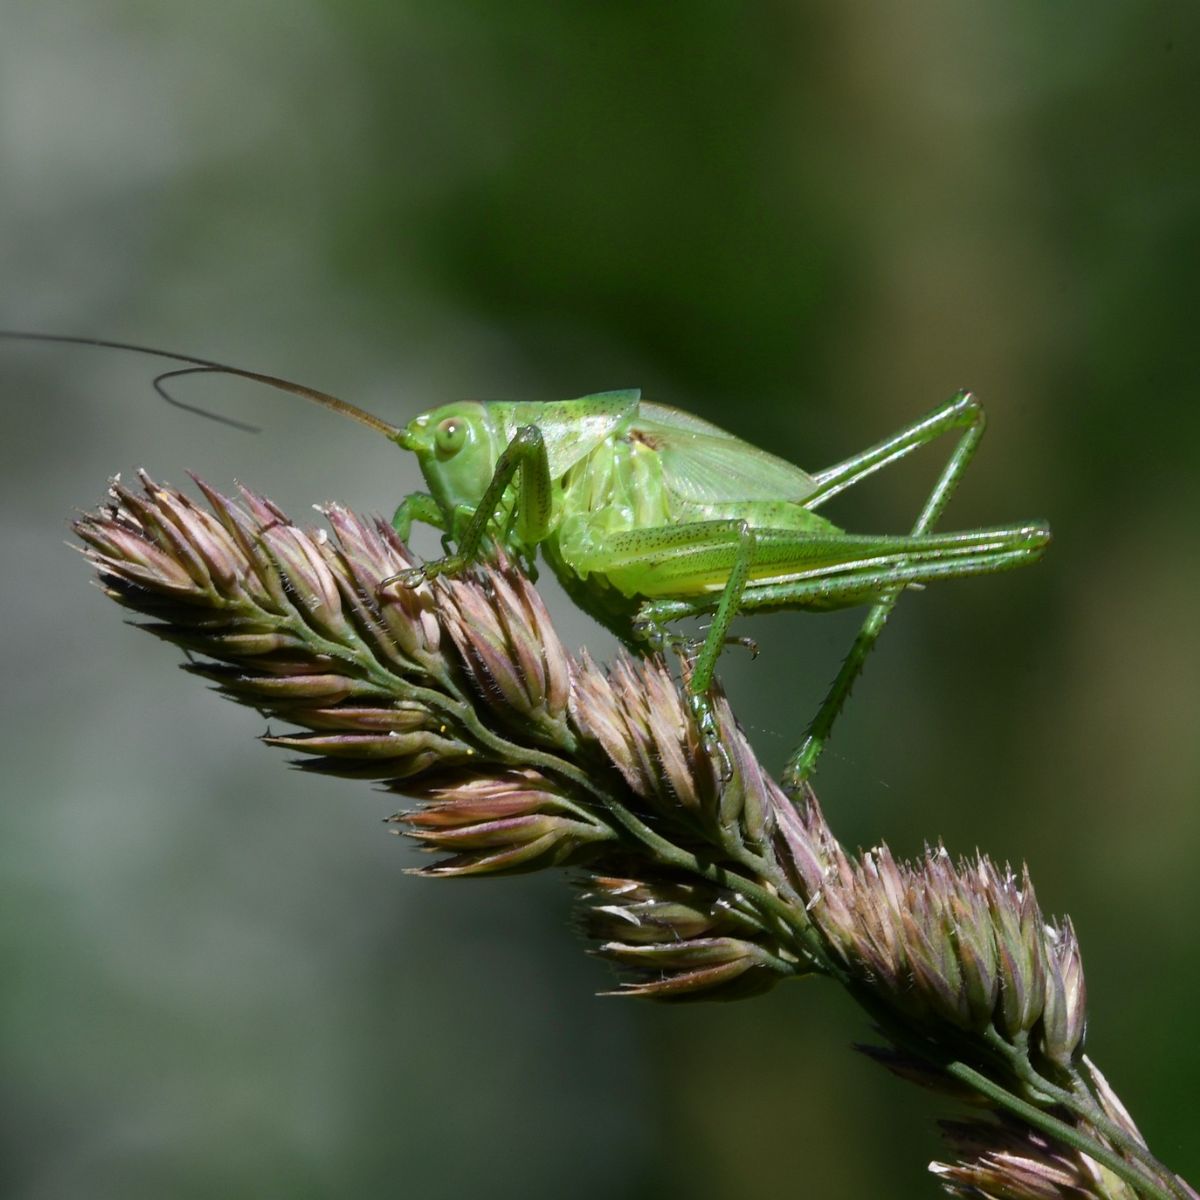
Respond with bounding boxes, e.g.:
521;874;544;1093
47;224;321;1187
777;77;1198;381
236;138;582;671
2;4;1197;1196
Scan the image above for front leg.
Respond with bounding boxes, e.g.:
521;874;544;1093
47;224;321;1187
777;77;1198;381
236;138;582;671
392;425;553;587
580;518;760;779
631;607;738;782
678;521;755;779
391;492;448;542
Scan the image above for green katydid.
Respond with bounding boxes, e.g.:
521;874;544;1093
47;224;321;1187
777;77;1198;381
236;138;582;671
2;332;1050;786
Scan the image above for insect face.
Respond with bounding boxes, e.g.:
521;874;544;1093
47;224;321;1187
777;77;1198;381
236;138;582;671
400;401;503;513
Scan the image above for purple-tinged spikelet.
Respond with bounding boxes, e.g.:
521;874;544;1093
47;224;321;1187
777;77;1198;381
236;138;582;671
73;473;1194;1199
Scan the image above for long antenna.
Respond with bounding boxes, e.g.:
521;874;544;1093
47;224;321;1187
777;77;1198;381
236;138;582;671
0;330;403;440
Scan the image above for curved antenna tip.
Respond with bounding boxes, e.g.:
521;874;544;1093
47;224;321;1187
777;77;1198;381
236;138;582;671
0;329;402;440
152;368;262;433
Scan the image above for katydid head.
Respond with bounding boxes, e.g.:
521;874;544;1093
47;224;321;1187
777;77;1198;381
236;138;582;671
396;402;504;515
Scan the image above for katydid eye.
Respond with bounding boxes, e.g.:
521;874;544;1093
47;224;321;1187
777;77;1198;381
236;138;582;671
435;417;468;457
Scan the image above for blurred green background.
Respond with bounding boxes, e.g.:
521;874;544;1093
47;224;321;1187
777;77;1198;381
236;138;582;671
2;3;1197;1195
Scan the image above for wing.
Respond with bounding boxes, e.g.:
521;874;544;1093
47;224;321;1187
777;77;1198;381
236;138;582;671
633;401;819;505
495;390;641;480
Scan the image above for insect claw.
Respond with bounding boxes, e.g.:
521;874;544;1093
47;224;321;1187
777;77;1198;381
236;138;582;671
631;618;667;654
670;636;705;669
393;553;466;588
380;564;428;590
727;634;758;659
687;692;734;783
708;734;734;784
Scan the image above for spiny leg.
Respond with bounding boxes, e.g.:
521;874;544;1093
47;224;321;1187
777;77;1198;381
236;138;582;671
637;533;1048;628
782;390;988;790
576;487;1045;785
387;425;552;587
613;513;1044;778
637;528;1049;630
636;528;1046;783
685;521;755;779
617;519;759;778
